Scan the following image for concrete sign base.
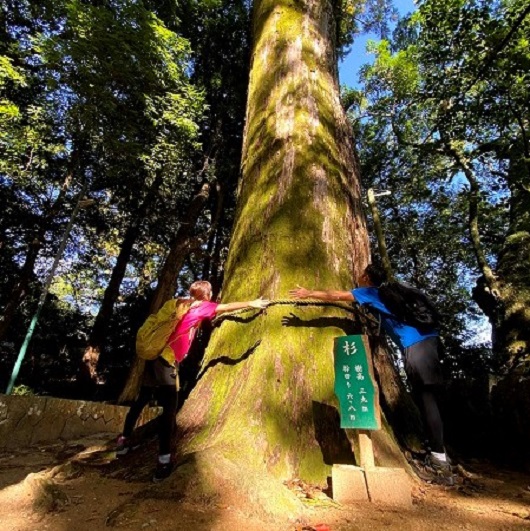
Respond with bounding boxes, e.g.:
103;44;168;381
332;464;412;507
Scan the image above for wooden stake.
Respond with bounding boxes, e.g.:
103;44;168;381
357;430;375;470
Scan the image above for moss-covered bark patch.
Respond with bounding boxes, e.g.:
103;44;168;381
175;0;407;503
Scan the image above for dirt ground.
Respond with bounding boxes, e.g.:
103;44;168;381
1;434;529;531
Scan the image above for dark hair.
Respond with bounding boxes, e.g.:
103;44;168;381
364;264;387;287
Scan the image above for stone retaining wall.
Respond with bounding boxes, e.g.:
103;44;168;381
0;394;157;449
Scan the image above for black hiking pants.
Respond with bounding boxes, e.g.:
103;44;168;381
404;337;445;453
123;384;178;456
122;357;178;455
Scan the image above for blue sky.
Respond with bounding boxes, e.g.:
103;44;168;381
339;0;417;87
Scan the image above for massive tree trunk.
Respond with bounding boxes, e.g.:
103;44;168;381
171;0;413;517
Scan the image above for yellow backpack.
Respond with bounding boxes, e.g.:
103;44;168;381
136;299;191;364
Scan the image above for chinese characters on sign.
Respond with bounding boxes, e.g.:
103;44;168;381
334;335;380;430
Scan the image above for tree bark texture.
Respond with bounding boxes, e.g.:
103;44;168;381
174;0;410;515
470;146;530;466
493;153;530;373
473;145;530;374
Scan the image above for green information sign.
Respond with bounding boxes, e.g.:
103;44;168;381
334;335;380;430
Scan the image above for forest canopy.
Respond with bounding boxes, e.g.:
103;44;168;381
1;0;529;400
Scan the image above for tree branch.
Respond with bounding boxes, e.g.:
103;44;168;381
442;139;499;295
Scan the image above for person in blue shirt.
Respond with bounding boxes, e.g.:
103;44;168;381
289;263;453;484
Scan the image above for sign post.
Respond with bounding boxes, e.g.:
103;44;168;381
333;334;380;431
332;335;411;506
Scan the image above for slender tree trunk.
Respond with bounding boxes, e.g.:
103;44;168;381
78;215;144;392
78;174;163;391
443;140;499;292
80;221;140;387
148;182;211;313
118;182;211;402
172;0;412;516
201;181;224;281
207;219;227;297
367;188;394;281
0;172;72;343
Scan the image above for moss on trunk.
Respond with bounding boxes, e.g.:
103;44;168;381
474;146;530;374
174;0;414;516
494;162;530;372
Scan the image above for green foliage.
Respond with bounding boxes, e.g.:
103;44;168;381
336;0;400;54
11;384;34;396
0;0;210;395
349;0;530;376
0;0;257;397
0;55;26;122
9;0;525;396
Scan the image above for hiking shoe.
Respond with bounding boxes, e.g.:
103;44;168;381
115;435;131;456
152;462;174;483
427;454;455;486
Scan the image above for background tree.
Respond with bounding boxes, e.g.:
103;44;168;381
45;0;206;388
347;0;530;372
346;0;530;462
0;0;206;393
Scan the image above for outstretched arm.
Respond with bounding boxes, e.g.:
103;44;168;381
289;285;355;302
215;297;270;314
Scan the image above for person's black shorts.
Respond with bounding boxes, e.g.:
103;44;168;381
143;357;178;387
403;336;443;388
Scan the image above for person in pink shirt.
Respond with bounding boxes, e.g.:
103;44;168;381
117;280;269;482
167;279;269;361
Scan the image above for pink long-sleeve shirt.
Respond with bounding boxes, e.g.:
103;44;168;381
167;301;218;362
